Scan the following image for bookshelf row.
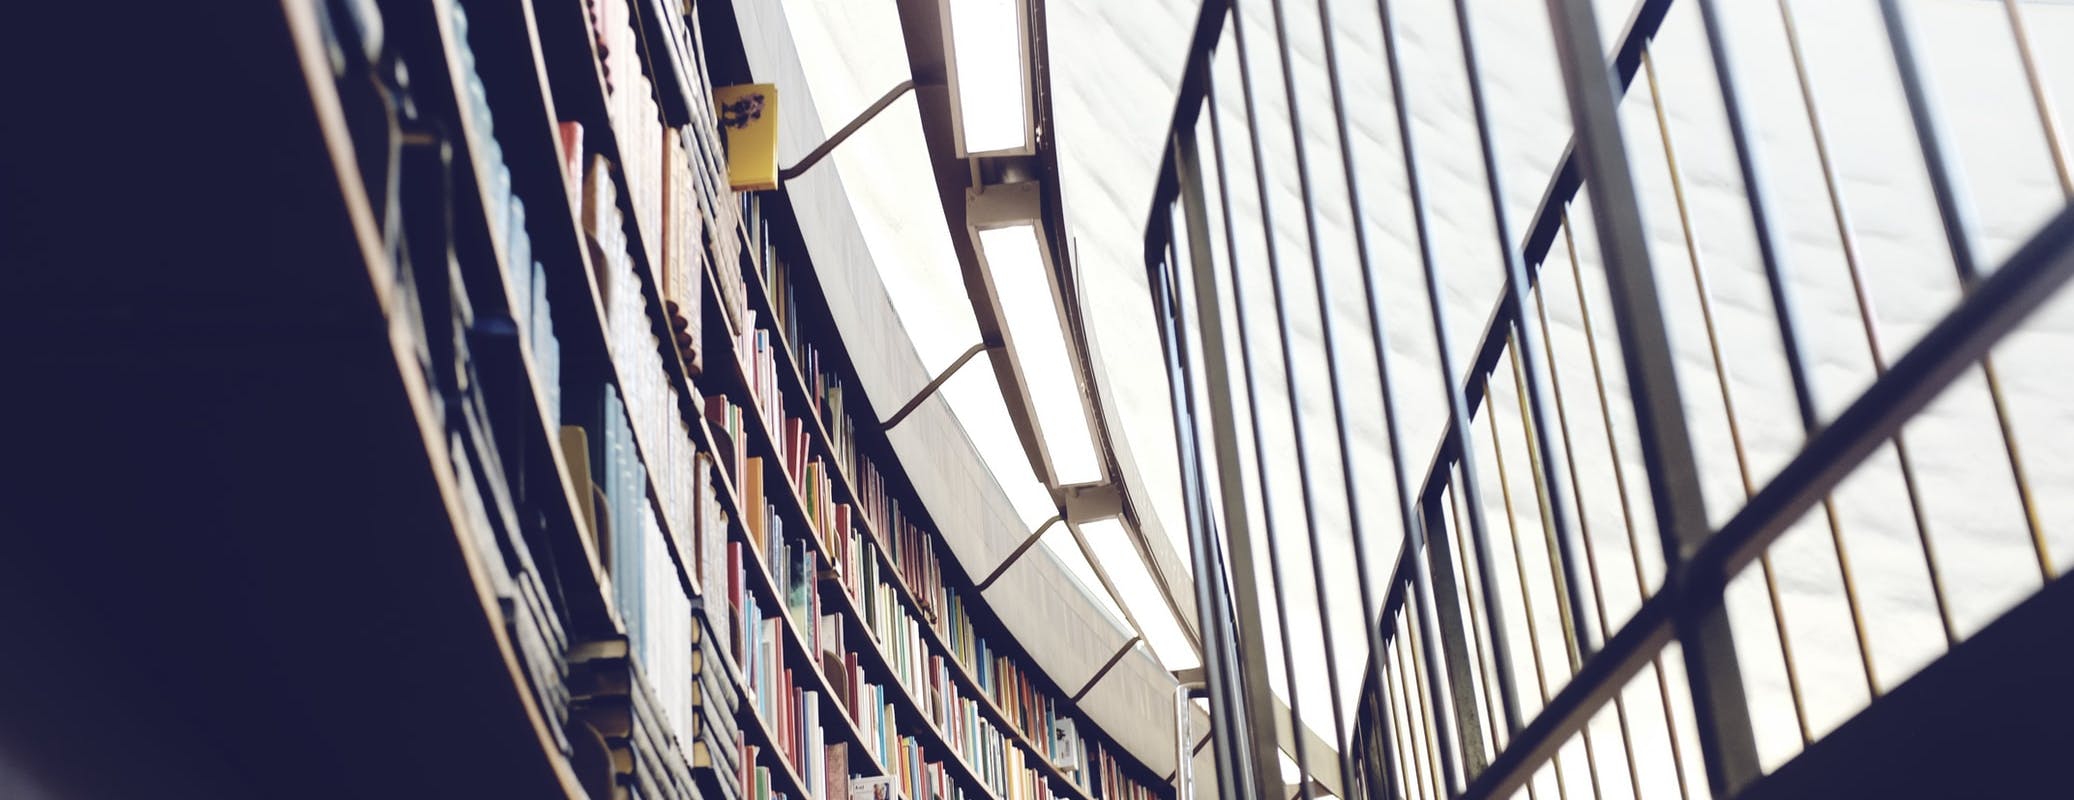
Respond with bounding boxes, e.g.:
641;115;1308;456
314;0;1169;798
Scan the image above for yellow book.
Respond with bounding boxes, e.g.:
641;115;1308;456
715;83;779;191
744;456;766;550
559;426;597;552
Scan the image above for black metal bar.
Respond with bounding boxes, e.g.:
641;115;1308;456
778;79;916;183
1256;0;1471;791
1472;201;2074;797
1880;0;1980;282
1540;0;1762;793
1880;0;2052;585
1448;0;1597;669
1300;0;1488;786
1150;197;1253;800
1688;0;1822;435
1214;5;1330;790
1177;58;1289;800
1529;256;1643;800
1422;485;1489;776
1691;204;2074;595
1401;0;1675;551
1071;635;1144;703
880;340;999;430
1141;0;1238;257
1686;0;1906;691
1459;593;1676;800
973;514;1063;592
1372;0;1526;741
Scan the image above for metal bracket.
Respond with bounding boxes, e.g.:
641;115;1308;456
778;79;918;183
1069;635;1143;703
973;514;1063;592
880;340;999;431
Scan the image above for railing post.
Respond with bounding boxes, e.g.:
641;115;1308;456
1418;491;1487;778
1170;89;1288;800
1539;0;1762;795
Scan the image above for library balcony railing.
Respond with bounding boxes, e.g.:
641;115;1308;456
1139;0;2074;798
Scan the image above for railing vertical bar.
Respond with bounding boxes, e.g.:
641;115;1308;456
1254;0;1461;789
1879;0;2052;586
1196;53;1319;799
1506;332;1586;681
1389;641;1426;800
1220;0;1365;791
1504;338;1605;800
1171;53;1289;800
1372;0;1528;737
1541;0;1762;792
1423;489;1492;778
1773;0;1953;660
1401;611;1441;800
1406;601;1450;800
1483;385;1568;800
1151;216;1249;800
1311;0;1483;784
1449;477;1510;757
2005;0;2074;199
1447;0;1599;669
1638;48;1819;746
1688;0;1887;705
1529;267;1644;800
1558;215;1692;800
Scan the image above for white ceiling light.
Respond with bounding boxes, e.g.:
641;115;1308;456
939;0;1033;156
1078;516;1199;670
969;181;1106;487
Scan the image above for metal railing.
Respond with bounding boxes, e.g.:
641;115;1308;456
1141;0;2074;798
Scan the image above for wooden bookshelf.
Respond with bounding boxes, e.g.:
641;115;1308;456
718;189;1171;800
729;239;1100;792
10;0;1171;796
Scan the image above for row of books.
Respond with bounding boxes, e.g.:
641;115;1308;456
551;4;1167;798
372;7;583;759
848;460;947;621
737;312;854;565
580;152;702;544
740;515;825;658
585;0;664;260
587;0;747;363
661;129;704;373
446;305;576;763
569;637;706;800
943;592;1060;762
734;290;1162;800
745;201;856;484
836;538;1058;800
945;584;1153;800
938;682;1054;800
438;0;568;422
849;676;970;800
658;0;748;341
448;1;517;264
735;585;830;800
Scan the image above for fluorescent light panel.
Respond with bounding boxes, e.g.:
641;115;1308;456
1078;517;1199;670
944;0;1030;154
976;224;1103;485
